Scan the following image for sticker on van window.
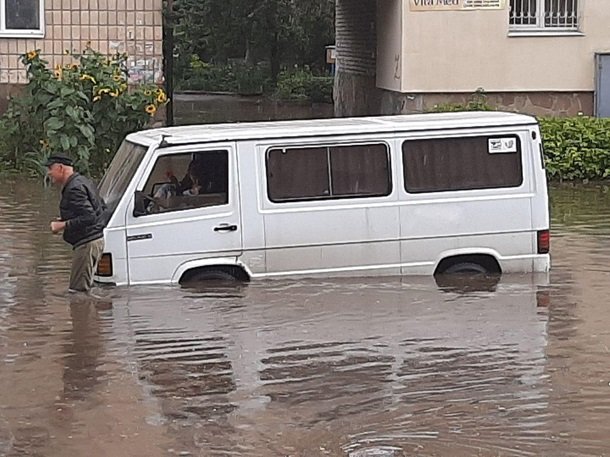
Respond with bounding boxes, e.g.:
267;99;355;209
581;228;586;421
488;137;517;154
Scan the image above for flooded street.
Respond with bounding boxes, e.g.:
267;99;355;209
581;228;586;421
1;180;610;456
173;93;334;125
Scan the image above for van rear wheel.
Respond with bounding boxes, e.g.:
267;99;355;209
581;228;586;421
444;262;488;274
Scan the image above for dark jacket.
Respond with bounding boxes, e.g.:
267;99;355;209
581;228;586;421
60;173;107;248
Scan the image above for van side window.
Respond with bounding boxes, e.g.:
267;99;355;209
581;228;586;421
141;150;229;214
402;135;523;193
267;143;391;202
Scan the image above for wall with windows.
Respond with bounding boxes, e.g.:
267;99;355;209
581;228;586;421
0;0;163;93
371;0;610;115
379;0;610;93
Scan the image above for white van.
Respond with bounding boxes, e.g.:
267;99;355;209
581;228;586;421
94;111;550;286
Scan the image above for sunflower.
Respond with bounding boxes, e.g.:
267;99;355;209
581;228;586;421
26;50;38;61
39;139;49;148
93;95;102;102
156;90;167;104
143;89;152;96
113;74;123;82
145;104;157;116
54;64;63;80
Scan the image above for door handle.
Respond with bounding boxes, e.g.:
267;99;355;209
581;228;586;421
127;233;153;242
214;224;238;232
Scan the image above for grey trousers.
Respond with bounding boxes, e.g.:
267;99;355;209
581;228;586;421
69;237;104;292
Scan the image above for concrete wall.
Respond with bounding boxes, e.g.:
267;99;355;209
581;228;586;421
378;90;594;117
337;0;608;117
396;0;610;93
376;0;403;93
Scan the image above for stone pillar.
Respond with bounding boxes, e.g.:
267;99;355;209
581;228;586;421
334;0;384;117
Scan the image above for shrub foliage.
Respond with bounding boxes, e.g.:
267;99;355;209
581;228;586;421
431;92;610;182
538;116;610;181
274;67;333;103
177;58;333;103
0;47;168;176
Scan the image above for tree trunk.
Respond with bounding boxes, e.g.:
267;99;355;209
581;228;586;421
270;30;279;83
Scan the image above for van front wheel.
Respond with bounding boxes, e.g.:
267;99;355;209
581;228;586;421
180;268;240;286
444;262;488;274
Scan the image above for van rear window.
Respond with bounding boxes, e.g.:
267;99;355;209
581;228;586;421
266;143;391;202
402;135;523;193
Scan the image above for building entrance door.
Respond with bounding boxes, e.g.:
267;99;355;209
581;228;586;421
596;54;610;118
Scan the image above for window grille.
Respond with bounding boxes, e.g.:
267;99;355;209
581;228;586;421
509;0;579;31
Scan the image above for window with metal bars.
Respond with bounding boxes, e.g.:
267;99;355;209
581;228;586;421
509;0;579;31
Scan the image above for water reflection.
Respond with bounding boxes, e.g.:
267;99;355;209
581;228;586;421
434;272;501;293
109;275;550;456
60;298;106;402
1;180;610;456
174;93;334;125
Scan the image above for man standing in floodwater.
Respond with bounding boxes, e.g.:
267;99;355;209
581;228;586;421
46;154;106;293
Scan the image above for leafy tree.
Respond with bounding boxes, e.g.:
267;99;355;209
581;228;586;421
171;0;335;83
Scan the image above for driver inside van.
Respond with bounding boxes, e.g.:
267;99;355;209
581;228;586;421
152;160;201;199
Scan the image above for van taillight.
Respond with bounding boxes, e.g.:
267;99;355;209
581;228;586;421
537;230;550;254
96;253;113;277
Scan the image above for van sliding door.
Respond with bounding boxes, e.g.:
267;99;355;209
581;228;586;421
261;141;400;277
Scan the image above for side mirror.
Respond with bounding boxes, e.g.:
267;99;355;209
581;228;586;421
133;191;148;217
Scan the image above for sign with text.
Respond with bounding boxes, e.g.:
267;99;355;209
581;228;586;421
409;0;505;11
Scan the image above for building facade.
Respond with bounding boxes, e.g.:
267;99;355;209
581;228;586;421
0;0;163;111
336;0;610;117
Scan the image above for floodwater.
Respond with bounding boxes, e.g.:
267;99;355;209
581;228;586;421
1;180;610;457
173;93;334;125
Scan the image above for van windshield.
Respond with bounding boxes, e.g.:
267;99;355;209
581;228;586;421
99;140;147;213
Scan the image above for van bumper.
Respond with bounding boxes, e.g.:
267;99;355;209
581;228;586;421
533;254;551;273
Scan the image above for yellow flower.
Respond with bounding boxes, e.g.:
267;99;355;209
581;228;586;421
80;74;96;84
145;104;157;116
26;50;38;60
39;139;49;148
113;74;123;82
156;90;167;104
54;64;63;80
109;91;119;97
93;95;101;102
97;87;111;95
143;89;152;96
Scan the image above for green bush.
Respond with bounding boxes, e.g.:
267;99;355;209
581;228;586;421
275;67;333;103
430;91;610;182
430;89;492;112
178;57;238;92
0;47;168;176
538;116;610;181
235;64;268;95
177;59;333;101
